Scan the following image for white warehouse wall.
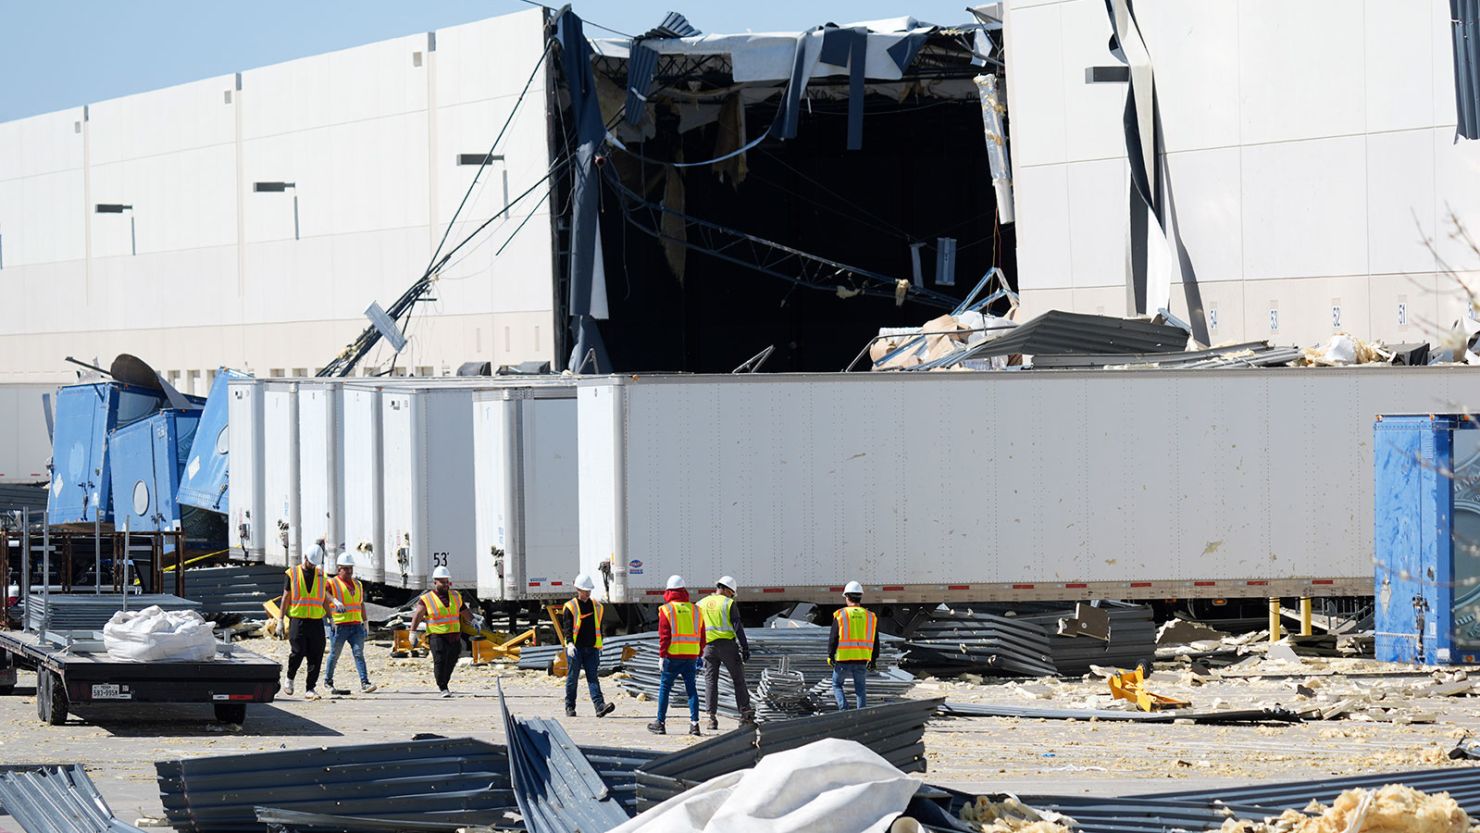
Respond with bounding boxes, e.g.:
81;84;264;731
1004;0;1480;349
0;8;556;388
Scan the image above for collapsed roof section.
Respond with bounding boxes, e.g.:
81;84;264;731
549;8;1014;373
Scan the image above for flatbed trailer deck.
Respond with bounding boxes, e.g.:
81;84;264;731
0;629;280;725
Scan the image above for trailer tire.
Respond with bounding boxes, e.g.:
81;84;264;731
36;670;67;725
213;703;246;725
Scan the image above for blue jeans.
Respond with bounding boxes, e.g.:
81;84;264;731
832;663;868;710
656;657;699;724
565;646;607;710
325;623;370;687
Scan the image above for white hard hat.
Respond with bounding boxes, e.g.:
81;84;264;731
432;566;452;581
574;573;595;591
337;553;356;568
716;575;737;591
843;580;864;596
303;549;322;567
666;574;686;590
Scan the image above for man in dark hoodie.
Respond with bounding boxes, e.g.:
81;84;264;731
647;574;706;736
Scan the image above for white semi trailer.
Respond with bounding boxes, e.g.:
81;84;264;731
0;384;55;484
576;368;1480;605
471;385;580;603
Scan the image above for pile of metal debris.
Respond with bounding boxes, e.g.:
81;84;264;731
633;699;942;811
901;602;1156;678
964;765;1480;833
140;696;939;833
614;626;915;720
867;306;1470;372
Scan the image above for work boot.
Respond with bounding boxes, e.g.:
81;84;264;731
361;683;378;694
597;702;615;718
283;678;295;696
566;705;577;717
739;709;757;727
647;720;666;735
706;714;719;731
689;722;702;737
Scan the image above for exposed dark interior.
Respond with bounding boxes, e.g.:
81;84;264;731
552;32;1014;373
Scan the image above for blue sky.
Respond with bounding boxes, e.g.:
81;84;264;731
0;1;976;122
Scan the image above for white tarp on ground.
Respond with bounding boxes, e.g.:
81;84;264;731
103;606;216;662
608;738;918;833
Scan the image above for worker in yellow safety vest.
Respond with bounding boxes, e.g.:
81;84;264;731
698;576;754;729
648;575;706;736
276;548;328;700
409;565;473;697
828;580;880;710
562;573;616;718
324;553;378;696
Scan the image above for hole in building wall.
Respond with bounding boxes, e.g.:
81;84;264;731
587;97;1012;372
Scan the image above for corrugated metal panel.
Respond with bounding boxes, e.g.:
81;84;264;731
0;765;145;833
177;564;283;617
1010;795;1268;833
25;594;200;632
911;311;1188;370
636;699;942;810
1138;766;1480;814
936;702;1302;724
1026;341;1297;369
500;682;632;833
0;484;47;515
902;605;1156;678
153;738;516;832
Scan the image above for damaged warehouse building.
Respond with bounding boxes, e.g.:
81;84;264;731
3;0;1479;387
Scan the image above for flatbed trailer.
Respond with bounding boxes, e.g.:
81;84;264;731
0;629;280;725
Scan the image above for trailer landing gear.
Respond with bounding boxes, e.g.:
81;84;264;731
37;669;67;725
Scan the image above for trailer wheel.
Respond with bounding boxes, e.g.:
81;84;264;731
213;703;246;725
36;670;67;725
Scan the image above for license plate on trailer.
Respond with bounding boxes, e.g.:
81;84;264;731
90;684;130;700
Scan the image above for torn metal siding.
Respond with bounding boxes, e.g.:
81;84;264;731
1454;0;1480;140
0;765;145;833
500;684;632;833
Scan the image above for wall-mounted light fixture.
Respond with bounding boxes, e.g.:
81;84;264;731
95;204;136;255
253;181;299;240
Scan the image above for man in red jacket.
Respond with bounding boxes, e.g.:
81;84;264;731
648;575;706;736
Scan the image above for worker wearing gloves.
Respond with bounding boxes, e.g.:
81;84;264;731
561;574;616;718
698;576;754;729
323;554;377;696
277;549;328;700
648;575;705;736
828;581;880;710
409;566;473;698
